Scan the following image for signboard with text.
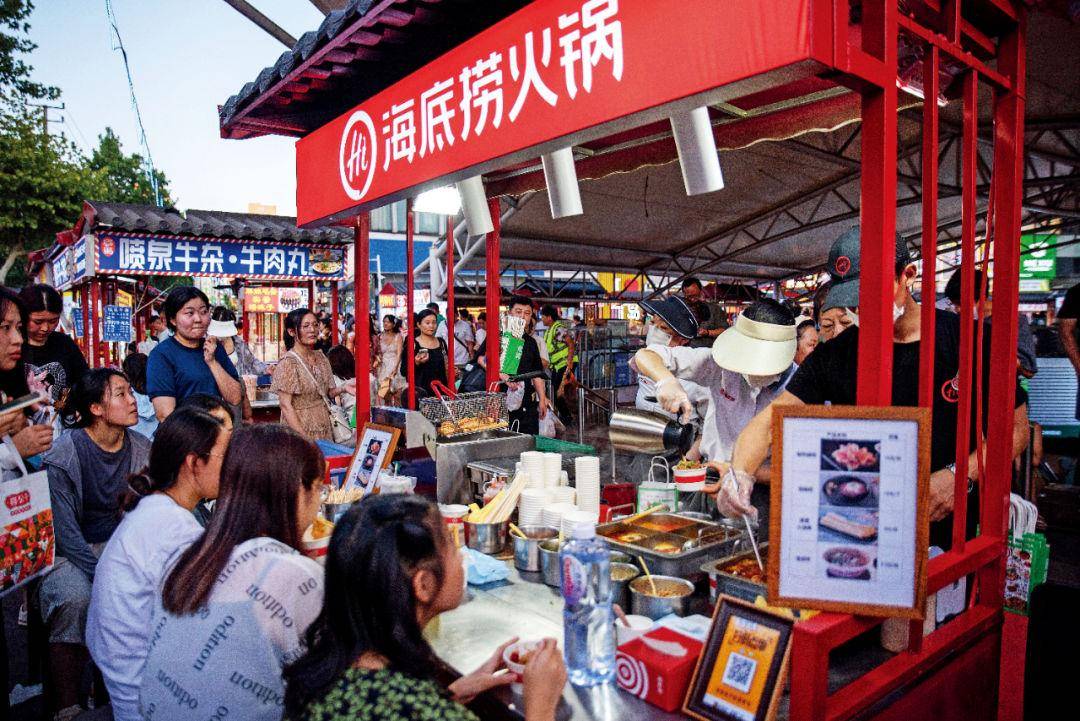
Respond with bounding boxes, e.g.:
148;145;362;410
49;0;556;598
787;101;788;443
295;0;819;225
243;286;311;313
95;233;346;280
1019;234;1056;280
102;305;132;343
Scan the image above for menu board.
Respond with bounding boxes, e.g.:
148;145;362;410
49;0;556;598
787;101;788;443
102;305;132;343
768;405;930;618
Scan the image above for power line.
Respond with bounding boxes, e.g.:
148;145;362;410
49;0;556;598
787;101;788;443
104;0;162;206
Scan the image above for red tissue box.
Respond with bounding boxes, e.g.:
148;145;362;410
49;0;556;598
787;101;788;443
615;625;704;712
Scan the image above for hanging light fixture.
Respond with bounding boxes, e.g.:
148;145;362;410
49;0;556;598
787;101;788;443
541;147;583;218
455;175;494;236
670;106;724;196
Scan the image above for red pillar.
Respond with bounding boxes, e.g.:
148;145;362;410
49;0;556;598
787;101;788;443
917;45;940;412
855;0;898;407
90;279;102;369
354;214;372;425
406;200;417;409
80;283;90;363
330;282;340;345
485;197;501;387
446;216;456;387
983;13;1026;610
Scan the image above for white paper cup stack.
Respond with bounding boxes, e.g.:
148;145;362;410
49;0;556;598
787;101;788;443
549;486;576;506
518;488;549;527
542;453;562;488
521;451;546;489
561;509;599;538
574;456;602;515
542;502;578;530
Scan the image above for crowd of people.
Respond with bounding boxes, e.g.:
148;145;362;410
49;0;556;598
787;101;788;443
0;283;567;721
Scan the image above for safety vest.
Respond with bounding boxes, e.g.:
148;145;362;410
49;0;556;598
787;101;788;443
544;320;573;371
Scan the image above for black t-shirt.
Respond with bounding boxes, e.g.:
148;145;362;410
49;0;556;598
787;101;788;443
23;332;89;404
1057;283;1080;345
786;308;1027;473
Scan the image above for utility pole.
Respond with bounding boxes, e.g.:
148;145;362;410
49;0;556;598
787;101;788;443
26;101;65;137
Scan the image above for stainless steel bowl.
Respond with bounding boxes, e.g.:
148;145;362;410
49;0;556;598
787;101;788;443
464;520;510;555
610;562;641;610
629;575;695;620
513;526;559;572
539;539;562;587
609;550;633;565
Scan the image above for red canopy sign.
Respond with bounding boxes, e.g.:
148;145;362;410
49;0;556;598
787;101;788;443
296;0;825;226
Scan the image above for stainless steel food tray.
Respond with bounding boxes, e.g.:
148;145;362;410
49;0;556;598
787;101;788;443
596;513;745;579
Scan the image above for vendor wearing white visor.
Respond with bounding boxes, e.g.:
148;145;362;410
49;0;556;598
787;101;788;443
634;299;798;518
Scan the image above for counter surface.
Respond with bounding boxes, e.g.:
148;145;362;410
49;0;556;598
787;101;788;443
428;562;686;721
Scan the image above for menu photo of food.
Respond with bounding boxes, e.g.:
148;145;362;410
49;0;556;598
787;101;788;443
818;507;878;545
820;472;879;508
820;439;880;472
820;545;876;582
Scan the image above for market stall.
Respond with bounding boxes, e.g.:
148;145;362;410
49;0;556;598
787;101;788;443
31;202;349;391
220;1;1032;719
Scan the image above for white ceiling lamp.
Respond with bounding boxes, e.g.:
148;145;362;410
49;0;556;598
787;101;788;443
670;106;724;195
413;186;462;216
455;175;494;236
541;147;583;218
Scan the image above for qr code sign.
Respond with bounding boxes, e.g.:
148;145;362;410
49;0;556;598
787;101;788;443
721;651;757;693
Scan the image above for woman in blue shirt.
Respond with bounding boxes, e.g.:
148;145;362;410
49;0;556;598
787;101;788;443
146;286;242;422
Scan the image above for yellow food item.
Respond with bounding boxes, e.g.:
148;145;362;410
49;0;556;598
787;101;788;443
310;516;334;540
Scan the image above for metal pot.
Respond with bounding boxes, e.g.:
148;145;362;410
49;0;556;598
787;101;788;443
539;539;562;587
608;408;694;456
513;526;559;572
464;520;510;555
610;562;641;610
629;575;695;620
609;550;633;565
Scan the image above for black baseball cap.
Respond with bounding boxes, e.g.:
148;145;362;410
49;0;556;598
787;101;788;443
641;296;699;340
823;227;912;312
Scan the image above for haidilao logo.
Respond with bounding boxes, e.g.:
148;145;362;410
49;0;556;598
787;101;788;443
6;490;31;511
834;255;852;277
339;110;377;202
941;376;960;403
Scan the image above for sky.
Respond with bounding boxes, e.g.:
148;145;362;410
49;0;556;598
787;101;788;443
27;0;329;217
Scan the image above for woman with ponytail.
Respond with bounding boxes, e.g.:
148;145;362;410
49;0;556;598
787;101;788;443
283;495;567;721
86;407;229;721
37;368;149;720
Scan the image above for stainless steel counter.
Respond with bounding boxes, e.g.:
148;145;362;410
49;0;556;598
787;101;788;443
427;562;686;721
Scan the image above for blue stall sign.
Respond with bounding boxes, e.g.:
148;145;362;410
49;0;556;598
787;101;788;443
102;305;132;343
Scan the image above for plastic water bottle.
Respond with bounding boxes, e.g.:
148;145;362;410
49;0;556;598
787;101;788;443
560;523;615;686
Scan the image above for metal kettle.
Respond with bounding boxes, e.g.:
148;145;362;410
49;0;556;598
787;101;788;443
608;408;695;456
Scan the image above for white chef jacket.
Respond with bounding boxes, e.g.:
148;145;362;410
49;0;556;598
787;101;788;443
646;344;795;463
86;494;203;721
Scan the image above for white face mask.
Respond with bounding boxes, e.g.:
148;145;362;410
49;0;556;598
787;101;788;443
645;324;674;347
742;373;780;390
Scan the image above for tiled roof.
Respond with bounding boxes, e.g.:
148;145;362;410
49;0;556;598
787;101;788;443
219;0;530;140
87;202;352;244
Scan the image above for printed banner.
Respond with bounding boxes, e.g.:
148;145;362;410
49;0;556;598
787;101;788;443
243;287;311;313
295;0;817;224
95;233;347;280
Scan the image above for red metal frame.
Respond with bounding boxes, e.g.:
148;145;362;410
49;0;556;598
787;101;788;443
485;197;502;387
353;214;372;425
788;4;1026;720
406;200;417;409
446;216;456;387
330;283;340;345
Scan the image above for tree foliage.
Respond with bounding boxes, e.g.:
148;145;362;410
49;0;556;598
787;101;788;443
0;0;57;103
0;1;174;285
